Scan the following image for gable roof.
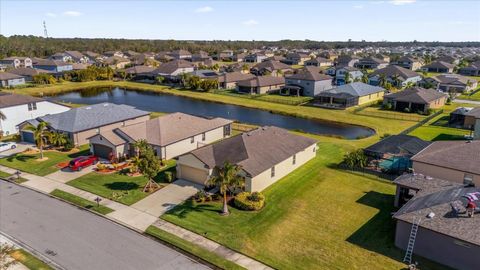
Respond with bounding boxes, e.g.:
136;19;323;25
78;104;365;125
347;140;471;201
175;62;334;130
465;107;480;118
33;59;71;67
253;60;291;71
423;61;455;69
153;60;194;75
124;65;156;75
65;51;86;60
217;72;255;83
39;103;149;133
0;72;24;81
384;87;447;104
8;68;52;77
117;112;232;146
286;66;332;81
0;93;44;108
369;65;420;80
318;82;385;98
431;74;476;86
411;140;480;175
189;126;317;177
237;76;285;87
364;134;430;156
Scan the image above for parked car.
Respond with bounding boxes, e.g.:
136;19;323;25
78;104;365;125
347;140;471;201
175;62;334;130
68;156;98;171
0;142;17;152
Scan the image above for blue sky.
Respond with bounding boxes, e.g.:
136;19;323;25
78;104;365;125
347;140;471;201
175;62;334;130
1;0;479;41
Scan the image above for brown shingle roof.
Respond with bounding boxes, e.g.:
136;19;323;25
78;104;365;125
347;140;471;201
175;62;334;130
189;126;317;177
0;93;43;108
384;87;447;104
286;66;332;81
0;72;24;81
412;140;480;175
117;112;232;146
237;76;285;87
253;60;291;71
153;60;194;75
217;72;255;83
369;65;420;80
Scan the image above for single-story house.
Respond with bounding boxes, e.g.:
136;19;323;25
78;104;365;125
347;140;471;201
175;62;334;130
411;140;480;186
236;76;285;95
250;60;292;77
89;112;233;160
101;56;131;69
390;56;422;71
354;57;388;70
32;59;73;73
392;173;479;270
191;51;211;62
368;65;422;88
0;57;33;68
383;87;447;113
103;51;124;58
0;93;69;136
264;55;285;63
0;72;26;88
176;126;317;192
436;55;459;65
448;107;478;129
281;53;311;65
421;74;478;93
314;82;385;109
189;70;221;79
217;72;255;89
305;57;333;67
334;55;360;67
124;65;157;81
364;134;430;173
8;67;53;82
421;61;455;73
169;50;192;60
282;66;333;97
335;66;363;85
19;103;150;146
244;53;267;63
458;61;480;76
152;60;195;80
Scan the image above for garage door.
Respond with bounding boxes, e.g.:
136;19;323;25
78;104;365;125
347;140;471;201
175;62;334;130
179;165;208;185
21;131;35;143
92;144;114;159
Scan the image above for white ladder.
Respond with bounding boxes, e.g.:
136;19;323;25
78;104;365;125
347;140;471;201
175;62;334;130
403;217;421;264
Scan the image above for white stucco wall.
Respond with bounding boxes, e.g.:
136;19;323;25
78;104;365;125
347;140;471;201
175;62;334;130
1;101;70;135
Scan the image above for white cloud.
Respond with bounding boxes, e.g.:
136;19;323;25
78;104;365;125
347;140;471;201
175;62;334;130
389;0;416;5
353;5;364;9
242;19;259;26
46;12;57;17
194;6;213;13
63;11;83;17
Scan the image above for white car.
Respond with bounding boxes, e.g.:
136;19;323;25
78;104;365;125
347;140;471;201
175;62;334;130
0;142;17;152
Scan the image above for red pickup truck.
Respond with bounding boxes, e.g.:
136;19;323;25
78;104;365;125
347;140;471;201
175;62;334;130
68;156;99;171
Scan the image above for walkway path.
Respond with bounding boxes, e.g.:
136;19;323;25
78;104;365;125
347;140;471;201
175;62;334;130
0;165;273;270
453;99;480;105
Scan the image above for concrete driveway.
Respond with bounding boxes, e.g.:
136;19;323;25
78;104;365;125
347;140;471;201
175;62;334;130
131;179;203;217
45;165;95;183
0;181;210;270
0;142;35;159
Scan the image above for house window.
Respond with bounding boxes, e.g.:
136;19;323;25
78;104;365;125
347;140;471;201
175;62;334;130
271;166;275;178
224;125;231;136
202;133;206;141
292;155;296;165
27;102;37;111
190;136;194;143
464;174;474;186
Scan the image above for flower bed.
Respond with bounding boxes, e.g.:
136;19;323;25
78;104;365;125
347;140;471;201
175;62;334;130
234;192;265;211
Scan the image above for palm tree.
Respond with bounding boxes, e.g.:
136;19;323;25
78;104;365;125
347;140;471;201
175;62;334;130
25;122;50;159
361;73;369;84
379;74;387;88
207;162;244;216
49;132;68;148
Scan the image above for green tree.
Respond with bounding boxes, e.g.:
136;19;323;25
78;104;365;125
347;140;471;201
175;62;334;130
155;76;165;84
25;122;50;159
343;150;368;170
207;162;244;215
134;139;162;192
49;132;68;148
344;72;351;84
361;73;369;83
187;75;201;90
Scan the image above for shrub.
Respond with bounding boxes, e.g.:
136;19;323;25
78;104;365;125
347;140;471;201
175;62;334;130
164;171;175;183
63;139;74;151
194;190;208;203
234;192;265;211
96;163;106;171
404;107;411;113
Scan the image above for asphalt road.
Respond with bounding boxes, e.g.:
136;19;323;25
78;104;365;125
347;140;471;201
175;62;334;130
0;181;210;270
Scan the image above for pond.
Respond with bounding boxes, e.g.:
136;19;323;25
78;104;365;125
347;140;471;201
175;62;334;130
47;87;375;139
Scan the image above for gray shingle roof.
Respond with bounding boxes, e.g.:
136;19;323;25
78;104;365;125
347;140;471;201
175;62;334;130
0;72;24;81
237;76;285;87
318;82;385;98
286;66;332;81
384;87;447;104
39;103;149;132
369;65;420;80
364;134;430;156
0;93;43;108
189;126;317;177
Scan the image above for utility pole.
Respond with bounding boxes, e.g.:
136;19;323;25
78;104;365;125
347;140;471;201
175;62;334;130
43;21;48;38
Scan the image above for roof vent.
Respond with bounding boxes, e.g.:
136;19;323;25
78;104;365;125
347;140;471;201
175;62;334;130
85;107;91;110
427;212;435;219
103;103;109;106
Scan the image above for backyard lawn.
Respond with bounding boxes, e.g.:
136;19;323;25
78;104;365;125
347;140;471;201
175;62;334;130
67;160;176;205
162;141;449;270
0;145;90;176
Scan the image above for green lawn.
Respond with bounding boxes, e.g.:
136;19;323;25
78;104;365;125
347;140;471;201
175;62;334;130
67;160;176;205
458;86;480;101
9;249;53;270
0;145;90;176
162;142;448;270
146;226;246;270
50;189;114;215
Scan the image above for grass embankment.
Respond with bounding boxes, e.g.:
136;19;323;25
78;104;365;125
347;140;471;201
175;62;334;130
50;189;114;214
9;249;53;270
146;226;246;270
67;160;176;205
162;141;449;270
8;81;417;145
0;145;90;176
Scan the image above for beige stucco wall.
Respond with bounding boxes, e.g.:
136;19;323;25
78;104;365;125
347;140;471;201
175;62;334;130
161;125;229;159
245;143;317;192
257;83;285;94
412;161;480;186
88;135;128;158
176;153;213;185
72;115;149;146
427;96;447;109
358;91;384;106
